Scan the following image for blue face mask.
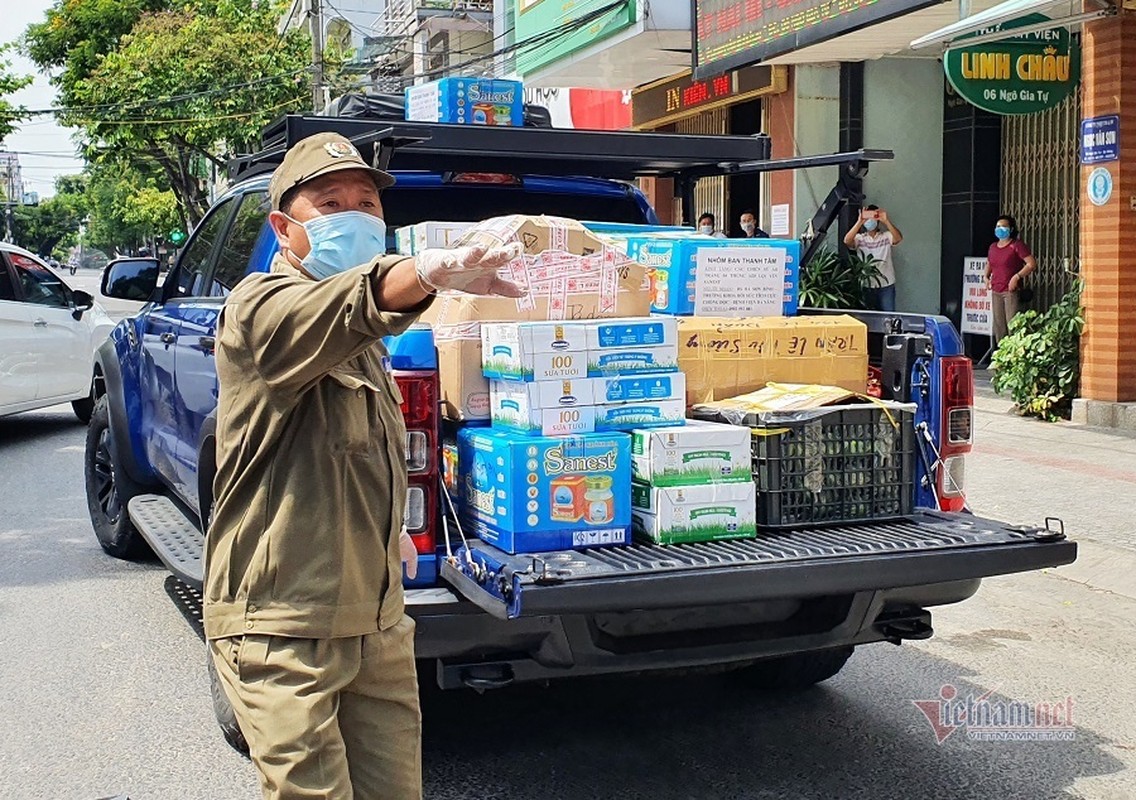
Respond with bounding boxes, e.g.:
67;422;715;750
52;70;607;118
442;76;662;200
994;225;1012;240
863;219;879;232
287;211;388;279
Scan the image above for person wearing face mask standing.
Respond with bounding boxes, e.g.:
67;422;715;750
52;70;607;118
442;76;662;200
843;204;903;312
697;212;728;238
736;209;769;239
204;132;524;800
984;214;1036;345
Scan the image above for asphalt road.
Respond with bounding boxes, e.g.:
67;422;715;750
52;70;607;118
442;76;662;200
0;396;1133;799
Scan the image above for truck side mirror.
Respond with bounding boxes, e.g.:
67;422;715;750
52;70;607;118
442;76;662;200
101;257;161;302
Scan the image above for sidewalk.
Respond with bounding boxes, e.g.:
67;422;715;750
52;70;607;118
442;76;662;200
965;374;1136;600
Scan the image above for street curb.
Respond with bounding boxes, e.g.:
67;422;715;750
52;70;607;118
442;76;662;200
1045;538;1136;603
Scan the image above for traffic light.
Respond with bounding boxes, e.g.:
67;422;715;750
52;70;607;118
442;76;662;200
168;229;187;245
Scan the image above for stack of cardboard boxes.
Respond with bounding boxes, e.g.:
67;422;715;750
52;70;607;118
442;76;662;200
460;317;684;554
629;420;757;545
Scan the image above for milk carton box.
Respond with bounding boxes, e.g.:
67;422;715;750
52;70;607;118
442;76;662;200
458;428;632;553
631;482;757;545
481;321;589;382
594;372;686;404
397;221;475;255
490;378;598;436
595;399;685;432
631;419;752;486
589;346;679;377
585;317;678;350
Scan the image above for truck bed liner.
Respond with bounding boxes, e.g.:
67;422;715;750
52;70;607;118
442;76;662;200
442;511;1076;619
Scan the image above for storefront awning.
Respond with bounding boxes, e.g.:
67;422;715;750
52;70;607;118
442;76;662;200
909;0;1115;50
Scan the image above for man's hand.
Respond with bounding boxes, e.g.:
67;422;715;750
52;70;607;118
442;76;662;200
399;527;418;580
416;243;526;297
1008;274;1022;292
878;209;889;223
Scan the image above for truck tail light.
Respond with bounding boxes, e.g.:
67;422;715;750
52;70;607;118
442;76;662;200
397;371;438;427
396;369;440;557
406;430;429;473
938;356;974;511
405;478;437;554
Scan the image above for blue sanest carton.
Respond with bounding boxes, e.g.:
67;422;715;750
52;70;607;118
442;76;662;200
626;236;801;316
458;428;632;554
405;78;524;127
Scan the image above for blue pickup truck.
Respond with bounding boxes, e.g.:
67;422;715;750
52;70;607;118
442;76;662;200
85;115;1076;750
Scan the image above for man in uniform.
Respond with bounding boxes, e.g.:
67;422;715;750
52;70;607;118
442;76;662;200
204;132;523;800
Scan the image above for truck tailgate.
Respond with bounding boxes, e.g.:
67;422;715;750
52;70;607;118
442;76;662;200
440;511;1075;619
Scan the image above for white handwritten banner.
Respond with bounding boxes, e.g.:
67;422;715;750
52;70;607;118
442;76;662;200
694;246;787;317
961;257;992;336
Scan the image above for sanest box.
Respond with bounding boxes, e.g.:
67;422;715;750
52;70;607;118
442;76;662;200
458;428;632;553
625;236;801;316
405;78;523;126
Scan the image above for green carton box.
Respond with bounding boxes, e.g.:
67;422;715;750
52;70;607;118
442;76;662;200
631;419;752;486
631;482;757;545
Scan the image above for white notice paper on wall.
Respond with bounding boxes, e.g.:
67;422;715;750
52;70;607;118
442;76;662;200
770;204;790;236
694;247;787;317
960;257;992;336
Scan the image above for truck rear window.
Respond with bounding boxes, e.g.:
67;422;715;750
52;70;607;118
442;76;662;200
381;185;650;226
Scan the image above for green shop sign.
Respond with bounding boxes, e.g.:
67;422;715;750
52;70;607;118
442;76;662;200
514;0;637;76
943;14;1080;115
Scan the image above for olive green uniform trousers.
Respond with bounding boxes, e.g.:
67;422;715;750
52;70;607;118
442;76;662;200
210;616;421;800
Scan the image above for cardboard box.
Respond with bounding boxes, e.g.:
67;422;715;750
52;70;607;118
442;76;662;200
590;345;679;377
481;321;589;381
677;315;869;405
419;216;652;421
595;399;686;431
631;419;752;486
405;78;523;126
631;482;757;545
490;375;687;436
396;221;475;255
586;317;677;350
434;324;492;421
458;428;632;553
625;236;801;316
490;378;598;435
594;372;686;404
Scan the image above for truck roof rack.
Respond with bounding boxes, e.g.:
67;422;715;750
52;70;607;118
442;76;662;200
226;114;895;267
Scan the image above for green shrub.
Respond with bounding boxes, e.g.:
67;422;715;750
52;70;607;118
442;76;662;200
799;246;883;309
991;283;1083;421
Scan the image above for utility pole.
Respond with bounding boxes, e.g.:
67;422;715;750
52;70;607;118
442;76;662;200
311;0;325;113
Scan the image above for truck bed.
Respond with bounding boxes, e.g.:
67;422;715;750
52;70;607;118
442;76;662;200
442;511;1075;619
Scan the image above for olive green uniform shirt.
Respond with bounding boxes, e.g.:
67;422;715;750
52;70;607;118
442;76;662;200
203;253;429;641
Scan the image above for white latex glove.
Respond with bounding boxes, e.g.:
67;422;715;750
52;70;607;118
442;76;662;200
415;243;526;297
399;527;418;580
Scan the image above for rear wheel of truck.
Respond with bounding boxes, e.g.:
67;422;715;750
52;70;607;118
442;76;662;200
734;647;854;691
206;646;250;756
85;396;149;559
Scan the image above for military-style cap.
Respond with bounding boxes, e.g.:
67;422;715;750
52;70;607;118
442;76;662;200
268;132;396;210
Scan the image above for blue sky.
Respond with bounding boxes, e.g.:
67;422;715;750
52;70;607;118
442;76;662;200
1;0;87;199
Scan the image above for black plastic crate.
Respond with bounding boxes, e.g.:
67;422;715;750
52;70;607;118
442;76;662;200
696;403;916;529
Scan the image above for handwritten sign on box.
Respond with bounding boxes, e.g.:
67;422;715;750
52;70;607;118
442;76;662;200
694;246;787;317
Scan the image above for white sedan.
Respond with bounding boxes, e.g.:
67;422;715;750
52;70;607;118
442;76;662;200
0;243;115;422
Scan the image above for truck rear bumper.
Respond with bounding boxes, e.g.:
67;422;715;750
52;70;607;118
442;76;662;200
409;580;982;690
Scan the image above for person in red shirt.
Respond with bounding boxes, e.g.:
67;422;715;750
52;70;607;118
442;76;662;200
984;214;1036;344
